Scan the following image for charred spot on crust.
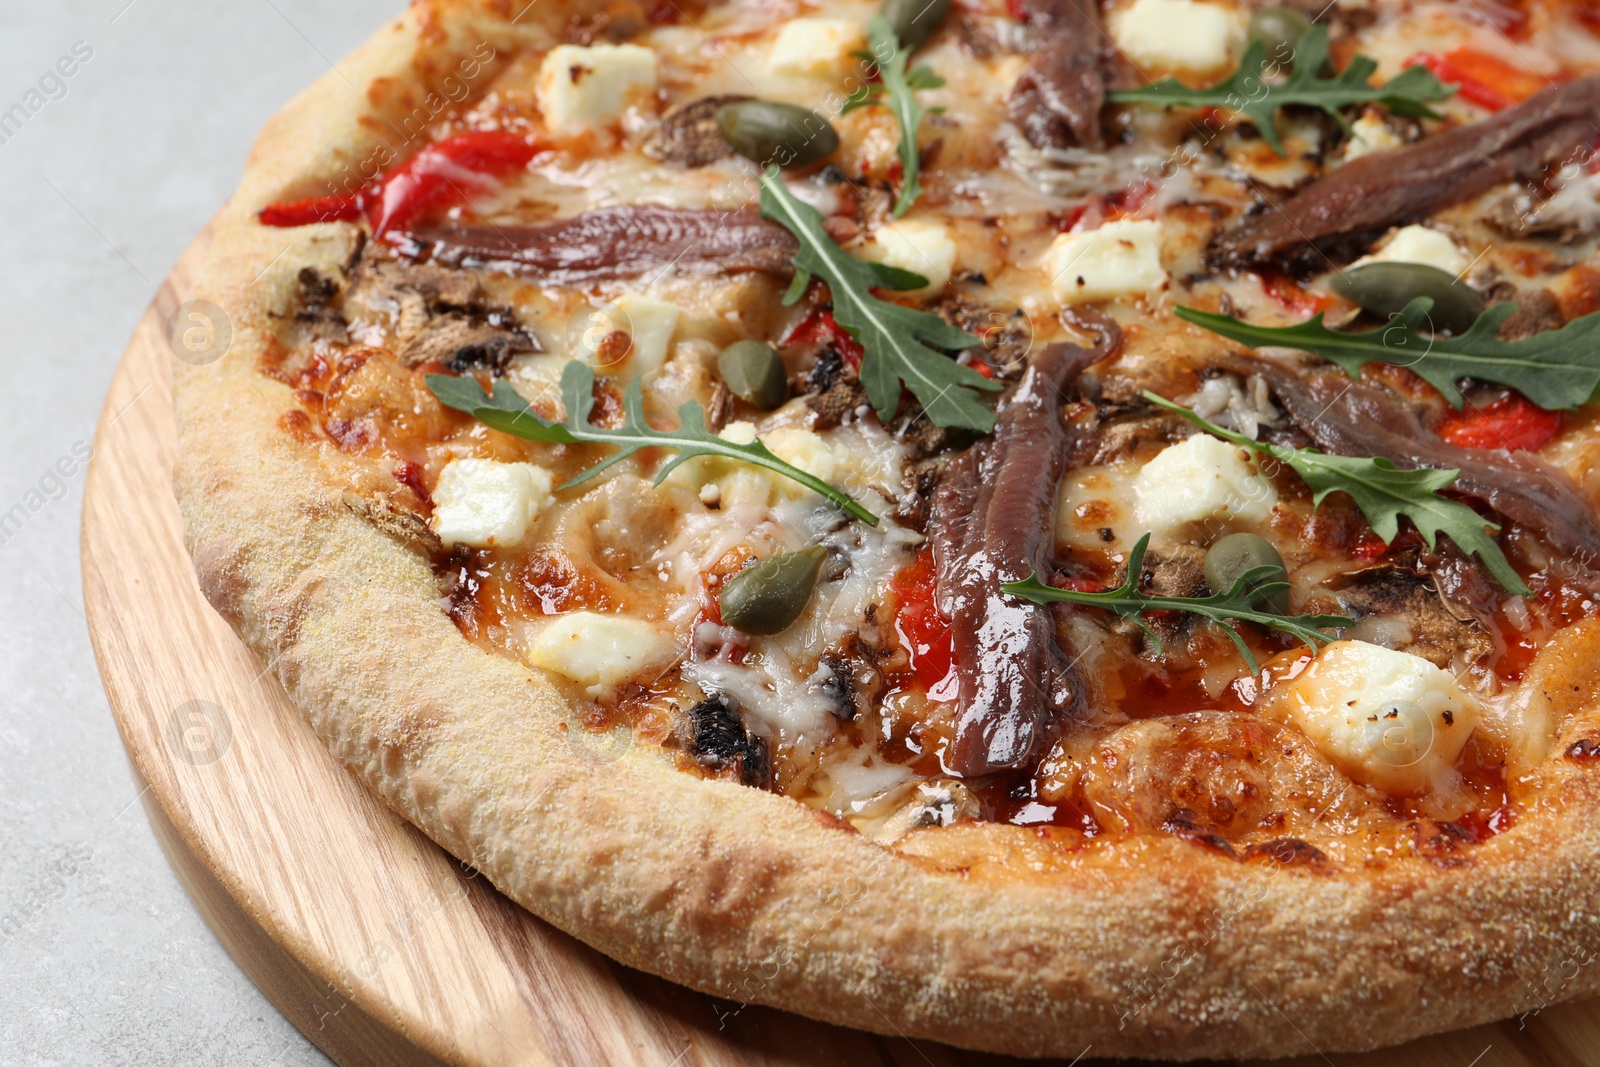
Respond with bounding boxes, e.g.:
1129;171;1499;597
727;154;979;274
1566;737;1600;761
686;693;771;788
291;268;350;343
1243;837;1328;868
1159;808;1239;857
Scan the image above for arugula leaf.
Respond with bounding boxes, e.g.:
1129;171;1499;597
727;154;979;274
1145;392;1531;595
1003;533;1352;673
841;17;945;216
426;363;880;524
1106;25;1453;156
1177;299;1600;411
757;168;997;432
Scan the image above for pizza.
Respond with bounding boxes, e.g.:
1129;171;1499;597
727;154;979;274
174;0;1600;1057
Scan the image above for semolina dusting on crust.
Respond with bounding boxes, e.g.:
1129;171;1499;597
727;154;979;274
174;1;1600;1057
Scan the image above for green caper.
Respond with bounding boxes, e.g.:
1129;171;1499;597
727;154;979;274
880;0;953;51
1331;261;1487;335
715;100;840;169
1204;533;1290;615
1248;7;1312;68
719;547;828;635
717;340;788;410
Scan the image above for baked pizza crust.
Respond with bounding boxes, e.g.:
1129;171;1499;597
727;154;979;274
174;1;1600;1057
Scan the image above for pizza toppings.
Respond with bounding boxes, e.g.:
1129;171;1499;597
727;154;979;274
370;131;542;238
1005;0;1106;150
1005;533;1351;673
716;99;841;169
1107;25;1453;156
1280;640;1481;796
1238;368;1600;563
839;18;945;215
535;43;658;130
717;547;828;635
525;611;678;689
242;0;1600;848
1130;431;1277;540
258;130;540;236
430;458;553;548
932;336;1113;775
1179;299;1600;412
715;341;788;409
644;94;750;167
1109;0;1240;77
1209;76;1600;267
1153;390;1533;594
1044;218;1167;304
684;693;771;788
426;361;880;523
402;206;798;283
757;170;996;431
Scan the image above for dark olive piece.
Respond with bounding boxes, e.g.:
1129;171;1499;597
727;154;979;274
717;340;788;409
718;547;829;635
1331;261;1487;335
715;100;840;168
880;0;953;51
1248;8;1312;69
1203;532;1290;614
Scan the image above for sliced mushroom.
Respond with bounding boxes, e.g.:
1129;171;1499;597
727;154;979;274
644;94;752;167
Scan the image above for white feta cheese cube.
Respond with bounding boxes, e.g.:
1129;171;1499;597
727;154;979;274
429;458;553;548
1046;219;1168;305
524;612;679;688
1283;641;1480;795
1111;0;1240;74
1356;224;1469;276
537;43;658;130
1132;434;1277;539
863;218;958;296
768;18;868;79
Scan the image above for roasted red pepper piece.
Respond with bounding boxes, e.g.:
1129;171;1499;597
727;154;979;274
369;129;541;237
1436;392;1563;451
783;308;865;370
258;193;363;228
1406;48;1551;112
257;130;540;234
1259;269;1332;319
889;548;955;694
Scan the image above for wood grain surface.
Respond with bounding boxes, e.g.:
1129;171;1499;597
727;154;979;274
80;228;1600;1067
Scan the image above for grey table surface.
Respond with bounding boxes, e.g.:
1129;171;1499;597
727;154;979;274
0;3;404;1064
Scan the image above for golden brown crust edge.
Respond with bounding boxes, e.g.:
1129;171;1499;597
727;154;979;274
173;2;1600;1057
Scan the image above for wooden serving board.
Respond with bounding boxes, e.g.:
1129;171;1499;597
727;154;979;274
82;227;1600;1067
